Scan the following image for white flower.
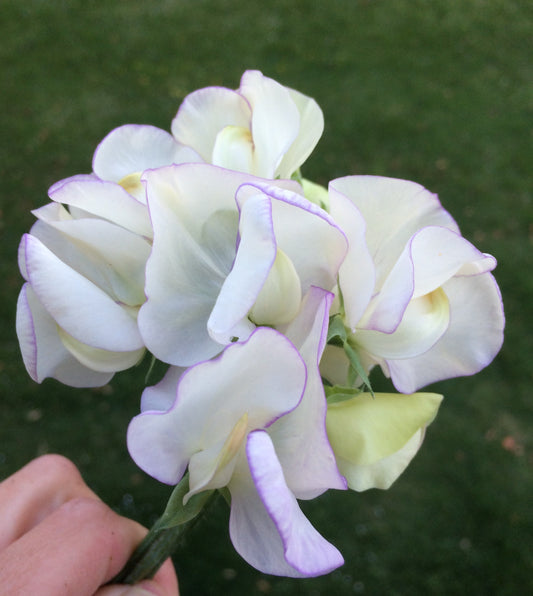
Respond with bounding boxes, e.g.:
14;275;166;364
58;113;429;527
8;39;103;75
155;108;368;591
323;175;505;393
138;163;347;366
128;289;345;577
171;70;324;178
16;176;151;386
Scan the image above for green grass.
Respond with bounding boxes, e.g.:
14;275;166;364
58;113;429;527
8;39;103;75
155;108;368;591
1;1;532;594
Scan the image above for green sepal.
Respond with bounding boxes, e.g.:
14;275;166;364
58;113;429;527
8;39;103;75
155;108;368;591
343;340;375;398
325;384;362;405
158;472;214;530
327;314;347;345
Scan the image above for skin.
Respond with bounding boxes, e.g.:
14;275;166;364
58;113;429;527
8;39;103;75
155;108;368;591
0;454;179;596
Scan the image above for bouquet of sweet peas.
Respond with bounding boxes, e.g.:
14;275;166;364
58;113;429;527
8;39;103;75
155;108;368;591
16;70;504;580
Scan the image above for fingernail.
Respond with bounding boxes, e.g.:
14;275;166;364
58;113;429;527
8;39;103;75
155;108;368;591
120;584;160;596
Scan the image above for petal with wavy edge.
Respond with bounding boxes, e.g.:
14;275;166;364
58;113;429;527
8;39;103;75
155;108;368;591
207;192;276;344
387;273;505;393
171;87;251;162
92;124;201;183
276;87;324;179
128;328;306;485
141;366;186;412
356;287;450;359
326;392;442;490
16;284;113;387
228;430;343;578
23;234;143;351
49;177;152;238
239;70;300;178
272;287;346;499
236;181;348;295
328;183;375;329
330;176;459;289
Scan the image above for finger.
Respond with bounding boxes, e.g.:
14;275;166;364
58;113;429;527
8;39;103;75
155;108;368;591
0;454;99;549
95;561;179;596
0;497;150;596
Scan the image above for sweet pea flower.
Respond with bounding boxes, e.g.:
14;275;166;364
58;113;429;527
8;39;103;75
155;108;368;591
16;176;151;387
322;175;504;393
138;163;347;366
171;70;324;178
128;288;346;577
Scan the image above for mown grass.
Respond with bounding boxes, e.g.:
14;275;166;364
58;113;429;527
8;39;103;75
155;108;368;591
1;1;532;594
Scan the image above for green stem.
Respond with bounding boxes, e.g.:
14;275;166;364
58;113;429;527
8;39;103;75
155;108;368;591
109;474;217;585
111;518;189;584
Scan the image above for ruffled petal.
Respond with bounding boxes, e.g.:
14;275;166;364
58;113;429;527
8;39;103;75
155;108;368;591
326;392;442;490
128;328;306;485
140;366;185;412
328;182;375;329
207;192;276;344
272;287;347;498
330;176;459;288
387;273;505;392
228;430;343;578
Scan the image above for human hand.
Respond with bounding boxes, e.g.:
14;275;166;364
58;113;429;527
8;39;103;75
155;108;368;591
0;454;179;596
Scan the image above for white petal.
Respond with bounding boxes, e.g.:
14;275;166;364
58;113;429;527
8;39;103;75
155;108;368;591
328;182;375;329
49;176;152;238
30;214;150;307
236;181;348;295
23;234;143;351
92;124;201;183
239;70;300;177
207;192;275;345
330;176;459;289
276;87;324;178
16;284;113;387
128;328;306;485
273;287;347;498
171;86;251;162
141;366;185;412
228;431;343;578
387;273;505;392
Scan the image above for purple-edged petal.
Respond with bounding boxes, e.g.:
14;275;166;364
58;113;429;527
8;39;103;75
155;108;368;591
237;181;349;295
330;176;459;288
228;430;343;578
128;328;306;485
92;124;201;183
328;182;375;329
387;272;505;393
207;192;276;344
273;287;347;498
140;366;185;412
23;234;143;351
16;284;113;387
171;87;251;162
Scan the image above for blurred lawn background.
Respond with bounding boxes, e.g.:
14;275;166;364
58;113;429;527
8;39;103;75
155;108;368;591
1;0;531;594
